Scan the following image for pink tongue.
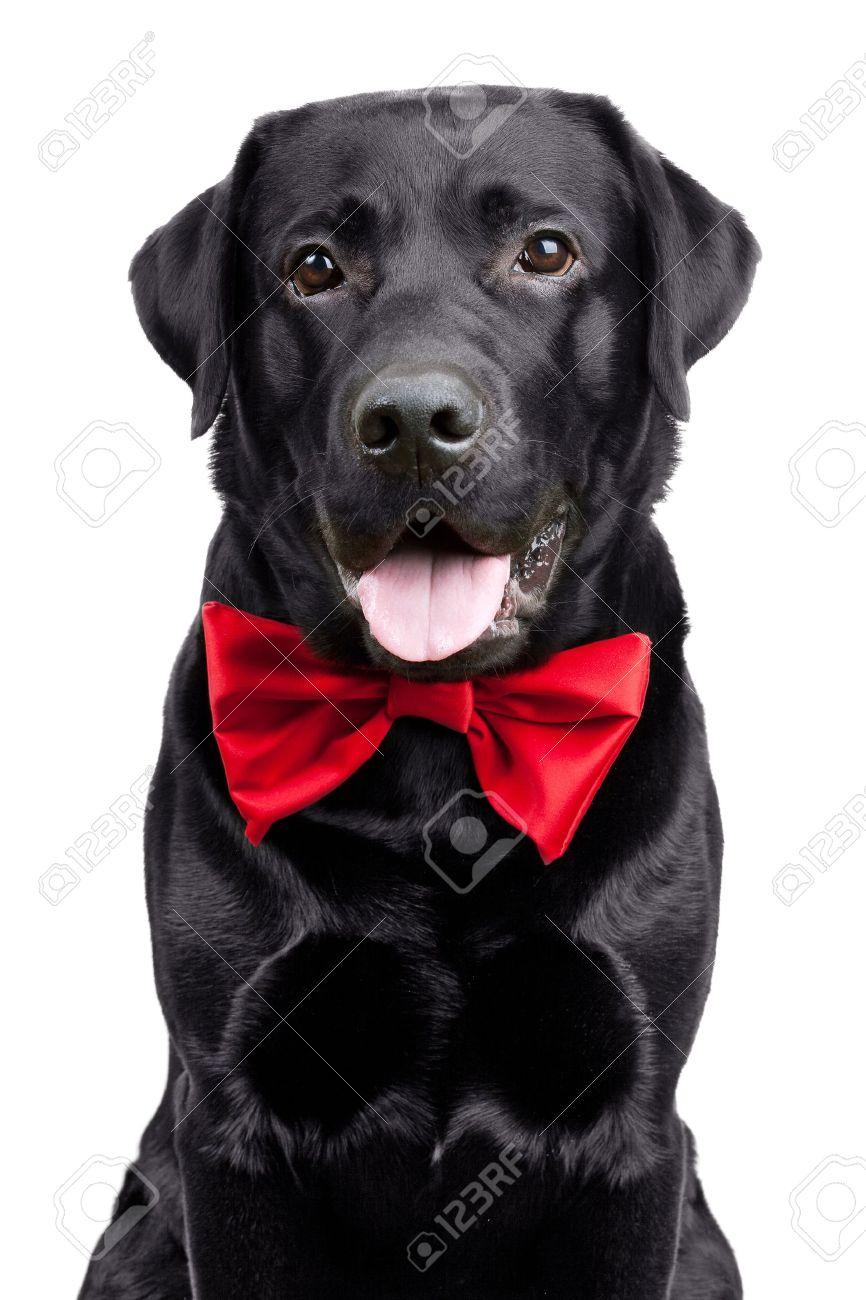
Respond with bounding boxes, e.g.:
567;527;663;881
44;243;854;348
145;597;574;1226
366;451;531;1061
357;546;511;662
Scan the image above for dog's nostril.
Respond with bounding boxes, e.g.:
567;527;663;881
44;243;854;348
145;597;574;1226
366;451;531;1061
429;407;474;444
380;415;400;446
358;411;400;450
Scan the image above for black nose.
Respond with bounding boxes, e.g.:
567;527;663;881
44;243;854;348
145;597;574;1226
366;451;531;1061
353;366;484;477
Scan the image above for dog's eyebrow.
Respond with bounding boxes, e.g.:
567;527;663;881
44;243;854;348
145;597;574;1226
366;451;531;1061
284;194;383;245
471;183;574;234
474;184;529;227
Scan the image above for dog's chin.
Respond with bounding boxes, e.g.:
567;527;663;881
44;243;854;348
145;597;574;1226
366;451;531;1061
327;513;567;680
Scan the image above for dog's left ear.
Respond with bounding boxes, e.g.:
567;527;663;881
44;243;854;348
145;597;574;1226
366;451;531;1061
626;130;761;422
129;132;261;438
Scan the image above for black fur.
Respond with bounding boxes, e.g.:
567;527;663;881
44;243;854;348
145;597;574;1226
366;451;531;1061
79;88;759;1298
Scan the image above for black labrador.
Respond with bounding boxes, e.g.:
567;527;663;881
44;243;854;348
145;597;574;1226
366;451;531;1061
79;88;759;1299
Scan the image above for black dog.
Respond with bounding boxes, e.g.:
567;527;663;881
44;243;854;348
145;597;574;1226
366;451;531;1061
79;88;758;1298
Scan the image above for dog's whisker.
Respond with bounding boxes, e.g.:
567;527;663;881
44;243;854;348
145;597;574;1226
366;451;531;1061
247;488;319;557
246;483;304;551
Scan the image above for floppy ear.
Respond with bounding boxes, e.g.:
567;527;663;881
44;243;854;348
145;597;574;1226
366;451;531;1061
626;131;760;422
129;134;260;438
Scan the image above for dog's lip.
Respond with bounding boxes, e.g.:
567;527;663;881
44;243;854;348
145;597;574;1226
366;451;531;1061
326;516;516;576
329;509;567;581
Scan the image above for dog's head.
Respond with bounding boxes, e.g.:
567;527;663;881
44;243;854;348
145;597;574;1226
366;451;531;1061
131;90;758;678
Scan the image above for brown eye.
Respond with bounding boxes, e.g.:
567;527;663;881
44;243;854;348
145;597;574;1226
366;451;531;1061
514;235;575;277
290;250;344;296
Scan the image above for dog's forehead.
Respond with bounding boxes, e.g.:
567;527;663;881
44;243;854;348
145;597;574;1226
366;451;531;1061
249;91;633;236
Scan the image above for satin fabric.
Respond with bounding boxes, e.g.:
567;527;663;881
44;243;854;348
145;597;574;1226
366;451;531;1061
201;600;652;864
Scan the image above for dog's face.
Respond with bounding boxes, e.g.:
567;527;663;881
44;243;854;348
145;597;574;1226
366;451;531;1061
131;90;758;677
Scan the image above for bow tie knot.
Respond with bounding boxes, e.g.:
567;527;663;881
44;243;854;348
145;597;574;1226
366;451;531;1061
386;676;474;733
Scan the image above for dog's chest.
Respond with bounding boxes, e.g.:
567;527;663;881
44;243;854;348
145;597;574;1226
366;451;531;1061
224;913;647;1160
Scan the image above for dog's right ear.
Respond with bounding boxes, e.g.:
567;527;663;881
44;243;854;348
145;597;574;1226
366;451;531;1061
129;133;260;438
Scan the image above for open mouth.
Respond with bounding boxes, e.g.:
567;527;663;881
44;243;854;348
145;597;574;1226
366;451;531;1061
333;514;566;664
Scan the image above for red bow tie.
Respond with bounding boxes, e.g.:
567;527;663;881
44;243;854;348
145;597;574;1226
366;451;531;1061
201;601;651;865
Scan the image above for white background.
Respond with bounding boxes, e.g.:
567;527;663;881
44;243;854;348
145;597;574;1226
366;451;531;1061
5;1;865;1294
